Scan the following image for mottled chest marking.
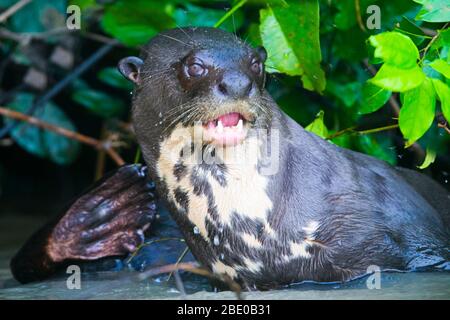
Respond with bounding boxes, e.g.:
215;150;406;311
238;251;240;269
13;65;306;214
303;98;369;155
157;125;273;232
156;125;274;277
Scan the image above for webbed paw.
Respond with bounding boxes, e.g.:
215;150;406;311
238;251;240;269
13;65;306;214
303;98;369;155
47;164;157;262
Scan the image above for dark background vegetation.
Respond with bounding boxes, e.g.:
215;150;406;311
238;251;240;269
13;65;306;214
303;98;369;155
0;0;449;220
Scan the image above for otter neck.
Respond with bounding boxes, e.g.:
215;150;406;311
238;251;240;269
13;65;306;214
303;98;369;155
154;124;274;277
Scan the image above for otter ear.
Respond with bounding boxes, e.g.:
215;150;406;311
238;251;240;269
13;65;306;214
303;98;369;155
256;46;267;62
118;56;143;84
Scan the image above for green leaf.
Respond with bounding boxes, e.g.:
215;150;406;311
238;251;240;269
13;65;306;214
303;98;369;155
359;82;392;114
394;17;427;46
368;32;419;68
305;111;328;138
101;0;174;47
4;93;80;165
259;1;326;93
5;94;46;159
432;78;450;123
369;64;425;92
399;78;436;146
417;147;436;169
98;67;133;91
414;0;450;22
72;89;126;118
429;59;450;78
173;3;244;32
41;104;81;165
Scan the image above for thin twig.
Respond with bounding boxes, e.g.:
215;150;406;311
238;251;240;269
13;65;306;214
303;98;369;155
0;0;32;24
167;246;190;282
326;126;357;140
138;262;209;279
438;122;450;134
420;23;449;64
138;261;243;299
125;237;185;264
214;0;247;28
94;123;107;180
327;124;399;140
0;106;125;165
354;0;366;32
356;124;399;135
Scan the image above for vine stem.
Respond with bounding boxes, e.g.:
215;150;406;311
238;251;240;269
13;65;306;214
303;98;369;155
0;0;32;23
354;0;366;32
0;106;125;166
327;124;399;140
214;0;247;28
419;22;449;64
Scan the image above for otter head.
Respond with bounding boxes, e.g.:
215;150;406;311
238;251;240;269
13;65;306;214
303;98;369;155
118;27;272;172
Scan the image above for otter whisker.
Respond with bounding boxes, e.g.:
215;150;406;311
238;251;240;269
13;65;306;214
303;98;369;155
159;34;192;47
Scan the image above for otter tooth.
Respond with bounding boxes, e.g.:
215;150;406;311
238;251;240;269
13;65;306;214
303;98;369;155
217;120;224;133
237;119;243;130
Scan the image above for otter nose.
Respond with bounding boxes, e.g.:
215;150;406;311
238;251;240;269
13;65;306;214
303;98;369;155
216;71;254;99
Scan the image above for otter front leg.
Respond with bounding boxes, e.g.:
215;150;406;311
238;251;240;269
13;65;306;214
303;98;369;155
10;164;156;284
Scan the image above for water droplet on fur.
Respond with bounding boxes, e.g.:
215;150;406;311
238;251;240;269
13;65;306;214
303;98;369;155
193;226;200;234
158;112;162;118
213;235;220;246
220;253;225;260
129;91;133;95
445;179;448;184
159;121;162;125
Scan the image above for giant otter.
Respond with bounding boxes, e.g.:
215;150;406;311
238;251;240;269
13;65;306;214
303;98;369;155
11;27;450;289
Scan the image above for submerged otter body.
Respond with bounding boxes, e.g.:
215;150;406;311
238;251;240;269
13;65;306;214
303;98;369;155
125;27;449;289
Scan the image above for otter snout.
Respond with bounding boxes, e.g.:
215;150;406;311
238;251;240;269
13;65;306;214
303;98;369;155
215;71;255;100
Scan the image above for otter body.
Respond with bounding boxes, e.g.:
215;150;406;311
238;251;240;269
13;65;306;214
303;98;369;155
11;27;449;289
126;28;449;288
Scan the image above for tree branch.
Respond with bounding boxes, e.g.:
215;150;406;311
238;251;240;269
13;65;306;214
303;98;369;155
0;0;32;24
0;106;125;166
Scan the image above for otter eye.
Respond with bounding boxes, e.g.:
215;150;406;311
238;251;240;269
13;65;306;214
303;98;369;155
187;61;207;77
250;58;262;75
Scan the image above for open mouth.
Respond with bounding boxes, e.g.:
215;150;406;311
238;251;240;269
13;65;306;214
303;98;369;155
203;112;248;146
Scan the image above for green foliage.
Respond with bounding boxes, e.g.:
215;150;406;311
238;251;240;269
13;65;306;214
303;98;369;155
356;135;397;166
5;94;80;165
399;78;436;146
430;59;450;78
363;2;450;150
414;0;450;22
260;1;326;93
0;0;66;33
359;83;391;114
72;88;126;119
305;111;328;138
98;67;134;91
433;79;450;123
101;0;175;46
417;147;436;169
1;0;449;170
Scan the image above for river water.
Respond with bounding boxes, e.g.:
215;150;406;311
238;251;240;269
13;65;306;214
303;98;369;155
1;214;449;300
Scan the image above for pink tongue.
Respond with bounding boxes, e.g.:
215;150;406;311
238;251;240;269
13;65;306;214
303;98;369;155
218;112;241;127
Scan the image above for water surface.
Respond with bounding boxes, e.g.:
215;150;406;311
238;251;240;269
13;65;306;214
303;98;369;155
1;214;449;300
